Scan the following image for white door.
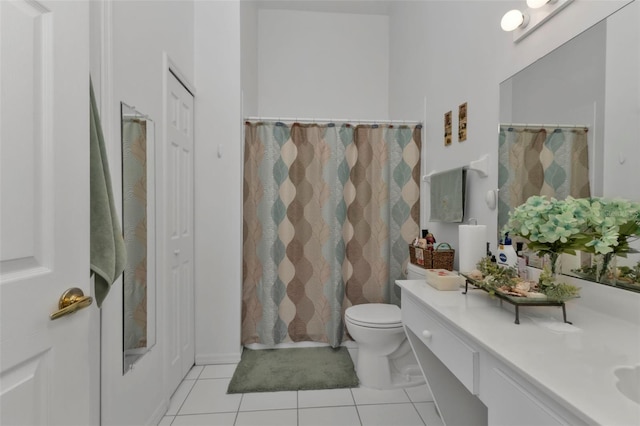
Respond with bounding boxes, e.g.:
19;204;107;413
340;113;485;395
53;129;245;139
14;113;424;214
165;69;195;392
0;1;95;425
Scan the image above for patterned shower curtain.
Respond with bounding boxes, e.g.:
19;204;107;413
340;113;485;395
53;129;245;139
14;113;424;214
498;126;591;231
242;121;421;347
122;119;148;351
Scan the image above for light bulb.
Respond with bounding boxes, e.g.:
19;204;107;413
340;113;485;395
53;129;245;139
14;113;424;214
501;10;527;32
527;0;552;8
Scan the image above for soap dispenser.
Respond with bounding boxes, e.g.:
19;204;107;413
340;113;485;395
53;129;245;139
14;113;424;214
497;233;518;269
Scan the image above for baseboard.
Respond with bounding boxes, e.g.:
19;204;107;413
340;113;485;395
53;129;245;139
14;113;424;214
147;399;169;425
196;352;242;365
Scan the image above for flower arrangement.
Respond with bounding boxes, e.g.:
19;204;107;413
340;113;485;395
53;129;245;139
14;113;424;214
503;196;588;275
504;195;640;283
505;196;640;254
578;198;640;255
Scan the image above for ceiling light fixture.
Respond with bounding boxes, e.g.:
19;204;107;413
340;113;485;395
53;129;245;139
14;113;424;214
526;0;557;9
501;9;529;32
502;0;573;42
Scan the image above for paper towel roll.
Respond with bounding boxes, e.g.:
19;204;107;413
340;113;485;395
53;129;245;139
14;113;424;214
458;225;487;273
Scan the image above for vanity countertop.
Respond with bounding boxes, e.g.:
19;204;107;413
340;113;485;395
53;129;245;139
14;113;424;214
397;279;640;426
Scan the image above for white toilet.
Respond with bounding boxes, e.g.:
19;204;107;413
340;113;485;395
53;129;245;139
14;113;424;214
345;264;426;389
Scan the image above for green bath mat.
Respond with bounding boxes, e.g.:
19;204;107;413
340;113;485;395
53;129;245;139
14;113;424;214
227;346;359;393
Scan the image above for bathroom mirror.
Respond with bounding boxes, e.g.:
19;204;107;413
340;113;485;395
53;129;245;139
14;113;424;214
121;102;157;373
498;1;640;291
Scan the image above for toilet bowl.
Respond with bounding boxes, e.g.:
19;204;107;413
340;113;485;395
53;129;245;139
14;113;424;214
345;302;424;389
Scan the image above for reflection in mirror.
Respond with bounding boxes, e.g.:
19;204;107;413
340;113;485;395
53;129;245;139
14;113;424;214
121;102;156;373
498;1;640;292
498;125;591;233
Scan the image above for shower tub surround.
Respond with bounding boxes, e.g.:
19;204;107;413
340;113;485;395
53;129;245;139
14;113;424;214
397;273;640;426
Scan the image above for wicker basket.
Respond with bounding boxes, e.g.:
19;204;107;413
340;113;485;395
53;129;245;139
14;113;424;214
409;245;432;268
432;242;455;271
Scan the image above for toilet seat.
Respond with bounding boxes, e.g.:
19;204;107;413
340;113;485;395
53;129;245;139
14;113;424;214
345;304;403;329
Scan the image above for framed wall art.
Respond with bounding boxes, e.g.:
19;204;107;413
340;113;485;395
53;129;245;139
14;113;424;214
458;102;467;142
444;110;452;146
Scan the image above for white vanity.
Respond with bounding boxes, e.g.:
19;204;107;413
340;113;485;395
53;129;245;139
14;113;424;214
397;276;640;426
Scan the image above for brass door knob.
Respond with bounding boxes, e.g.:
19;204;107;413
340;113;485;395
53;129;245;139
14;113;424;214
50;288;93;320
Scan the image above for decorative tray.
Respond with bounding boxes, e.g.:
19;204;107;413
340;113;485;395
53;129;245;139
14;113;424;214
461;274;574;325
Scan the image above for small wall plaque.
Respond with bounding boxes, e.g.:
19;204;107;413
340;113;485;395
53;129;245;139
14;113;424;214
458;102;467;142
444;111;452;146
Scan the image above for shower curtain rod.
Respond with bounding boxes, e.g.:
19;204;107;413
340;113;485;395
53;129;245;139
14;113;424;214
499;122;588;129
245;116;422;125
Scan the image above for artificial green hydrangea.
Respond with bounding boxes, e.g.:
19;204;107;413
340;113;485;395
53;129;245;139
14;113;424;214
581;198;640;255
504;196;640;256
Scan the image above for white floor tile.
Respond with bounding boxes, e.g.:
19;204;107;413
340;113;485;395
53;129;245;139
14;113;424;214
414;402;444;426
358;403;425;426
234;409;297;426
299;406;361;426
171;412;237;426
178;378;241;415
200;364;238;379
185;365;204;380
350;387;411;405
166;379;197;415
162;362;443;426
298;388;355;408
404;384;433;402
239;391;297;411
157;415;174;425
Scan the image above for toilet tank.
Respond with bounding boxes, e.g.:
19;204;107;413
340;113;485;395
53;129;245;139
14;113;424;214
407;263;427;280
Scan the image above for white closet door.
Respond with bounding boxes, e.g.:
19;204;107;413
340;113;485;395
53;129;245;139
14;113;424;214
165;68;195;393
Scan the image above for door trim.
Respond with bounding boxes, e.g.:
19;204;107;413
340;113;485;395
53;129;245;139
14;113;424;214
164;54;196;97
90;1;114;424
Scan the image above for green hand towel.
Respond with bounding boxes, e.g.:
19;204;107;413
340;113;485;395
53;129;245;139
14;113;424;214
430;167;466;223
90;78;126;307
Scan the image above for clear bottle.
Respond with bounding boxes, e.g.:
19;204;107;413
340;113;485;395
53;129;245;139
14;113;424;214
516;242;528;279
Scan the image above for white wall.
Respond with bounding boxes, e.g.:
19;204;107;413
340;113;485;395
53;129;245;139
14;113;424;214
190;4;391;366
389;0;632;260
603;1;640;199
257;9;389;119
194;0;243;364
389;0;511;258
241;0;259;116
93;1;195;424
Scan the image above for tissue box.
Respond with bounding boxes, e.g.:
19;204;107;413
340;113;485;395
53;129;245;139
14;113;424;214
425;269;464;291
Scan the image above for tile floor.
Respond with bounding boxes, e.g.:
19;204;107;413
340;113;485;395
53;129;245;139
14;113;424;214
158;364;443;426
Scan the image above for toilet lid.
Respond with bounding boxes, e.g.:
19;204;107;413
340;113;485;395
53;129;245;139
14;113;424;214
345;303;402;328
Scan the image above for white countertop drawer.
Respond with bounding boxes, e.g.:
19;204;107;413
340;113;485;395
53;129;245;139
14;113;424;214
402;292;479;394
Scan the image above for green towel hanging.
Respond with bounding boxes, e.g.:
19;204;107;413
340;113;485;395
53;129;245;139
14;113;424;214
430;167;466;223
89;77;126;307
